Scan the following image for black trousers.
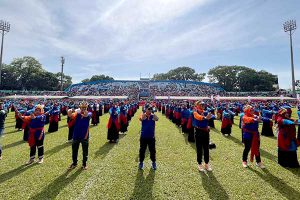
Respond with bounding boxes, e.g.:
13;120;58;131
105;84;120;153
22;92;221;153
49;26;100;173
195;128;209;164
30;138;44;159
23;126;29;141
139;138;156;163
72;139;89;166
68;126;74;140
242;138;261;163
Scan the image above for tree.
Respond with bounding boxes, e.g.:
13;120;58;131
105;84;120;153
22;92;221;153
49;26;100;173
81;78;90;83
81;74;114;83
55;72;73;90
0;56;72;91
152;66;205;82
90;75;114;82
208;65;277;92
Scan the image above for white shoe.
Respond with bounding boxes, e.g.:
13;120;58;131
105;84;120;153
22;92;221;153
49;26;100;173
37;158;44;164
198;164;205;172
242;161;248;168
205;163;213;171
256;162;265;169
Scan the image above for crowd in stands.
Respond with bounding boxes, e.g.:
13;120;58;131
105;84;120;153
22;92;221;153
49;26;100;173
0;81;294;98
0;90;68;97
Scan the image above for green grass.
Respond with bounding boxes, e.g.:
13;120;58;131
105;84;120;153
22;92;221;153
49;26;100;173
0;108;299;200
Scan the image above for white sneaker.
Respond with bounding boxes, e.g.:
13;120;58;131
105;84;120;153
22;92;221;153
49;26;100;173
205;163;213;171
198;164;205;172
242;161;248;168
256;162;265;169
37;158;44;164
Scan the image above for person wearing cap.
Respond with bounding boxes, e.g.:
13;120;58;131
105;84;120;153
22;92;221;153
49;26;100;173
192;101;214;172
68;101;92;170
241;105;265;168
0;102;6;160
138;105;159;170
17;104;47;165
276;108;299;168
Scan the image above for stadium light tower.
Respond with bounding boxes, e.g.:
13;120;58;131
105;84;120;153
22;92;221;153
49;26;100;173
0;20;10;87
60;56;65;91
283;20;297;96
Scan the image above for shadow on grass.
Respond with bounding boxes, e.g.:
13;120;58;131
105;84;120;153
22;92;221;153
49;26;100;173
249;168;300;200
225;135;277;161
3;140;25;150
59;124;68;129
0;164;36;184
131;169;155;200
199;172;229;200
45;142;71;158
4;124;17;128
3;129;21;135
94;142;115;159
30;169;82;200
287;168;300;177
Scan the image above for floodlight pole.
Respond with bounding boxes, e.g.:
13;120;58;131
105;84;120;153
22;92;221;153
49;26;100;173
0;20;10;88
283;20;297;96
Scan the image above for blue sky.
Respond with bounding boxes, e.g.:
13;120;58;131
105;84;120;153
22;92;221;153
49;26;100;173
0;0;299;89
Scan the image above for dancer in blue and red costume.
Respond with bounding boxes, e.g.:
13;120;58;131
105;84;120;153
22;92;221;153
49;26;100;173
107;105;120;143
48;103;60;133
192;101;215;172
119;102;128;134
221;106;235;136
261;104;274;137
241;105;265;168
68;101;92;170
276;108;299;168
17;104;47;165
22;101;35;141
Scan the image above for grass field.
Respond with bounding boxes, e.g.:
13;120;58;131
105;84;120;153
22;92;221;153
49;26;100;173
0;108;299;200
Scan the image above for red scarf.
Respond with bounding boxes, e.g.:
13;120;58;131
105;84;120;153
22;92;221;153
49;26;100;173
28;127;44;147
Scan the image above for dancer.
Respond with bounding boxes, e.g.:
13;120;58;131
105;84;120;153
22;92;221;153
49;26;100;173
138;105;159;170
241;105;265;168
68;101;92;170
276;108;299;168
192;101;214;172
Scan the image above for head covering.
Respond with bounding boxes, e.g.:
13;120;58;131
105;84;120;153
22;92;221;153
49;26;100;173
243;105;253;116
195;101;204;112
79;101;88;108
35;104;44;114
278;107;287;116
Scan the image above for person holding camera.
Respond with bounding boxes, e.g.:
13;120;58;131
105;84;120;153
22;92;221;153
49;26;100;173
192;101;214;172
138;105;159;170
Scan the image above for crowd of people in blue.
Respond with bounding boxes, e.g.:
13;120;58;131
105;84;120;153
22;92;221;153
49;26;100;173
0;98;299;172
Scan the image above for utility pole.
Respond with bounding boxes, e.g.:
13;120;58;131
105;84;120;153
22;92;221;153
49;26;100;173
61;56;65;91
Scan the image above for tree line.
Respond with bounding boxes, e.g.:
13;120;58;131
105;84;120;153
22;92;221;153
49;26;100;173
1;56;72;90
0;56;278;92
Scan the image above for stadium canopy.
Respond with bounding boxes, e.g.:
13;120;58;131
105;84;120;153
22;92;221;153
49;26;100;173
69;96;128;99
155;96;210;100
0;95;68;99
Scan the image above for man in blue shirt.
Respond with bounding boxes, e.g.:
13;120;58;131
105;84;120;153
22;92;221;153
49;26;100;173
139;105;159;170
